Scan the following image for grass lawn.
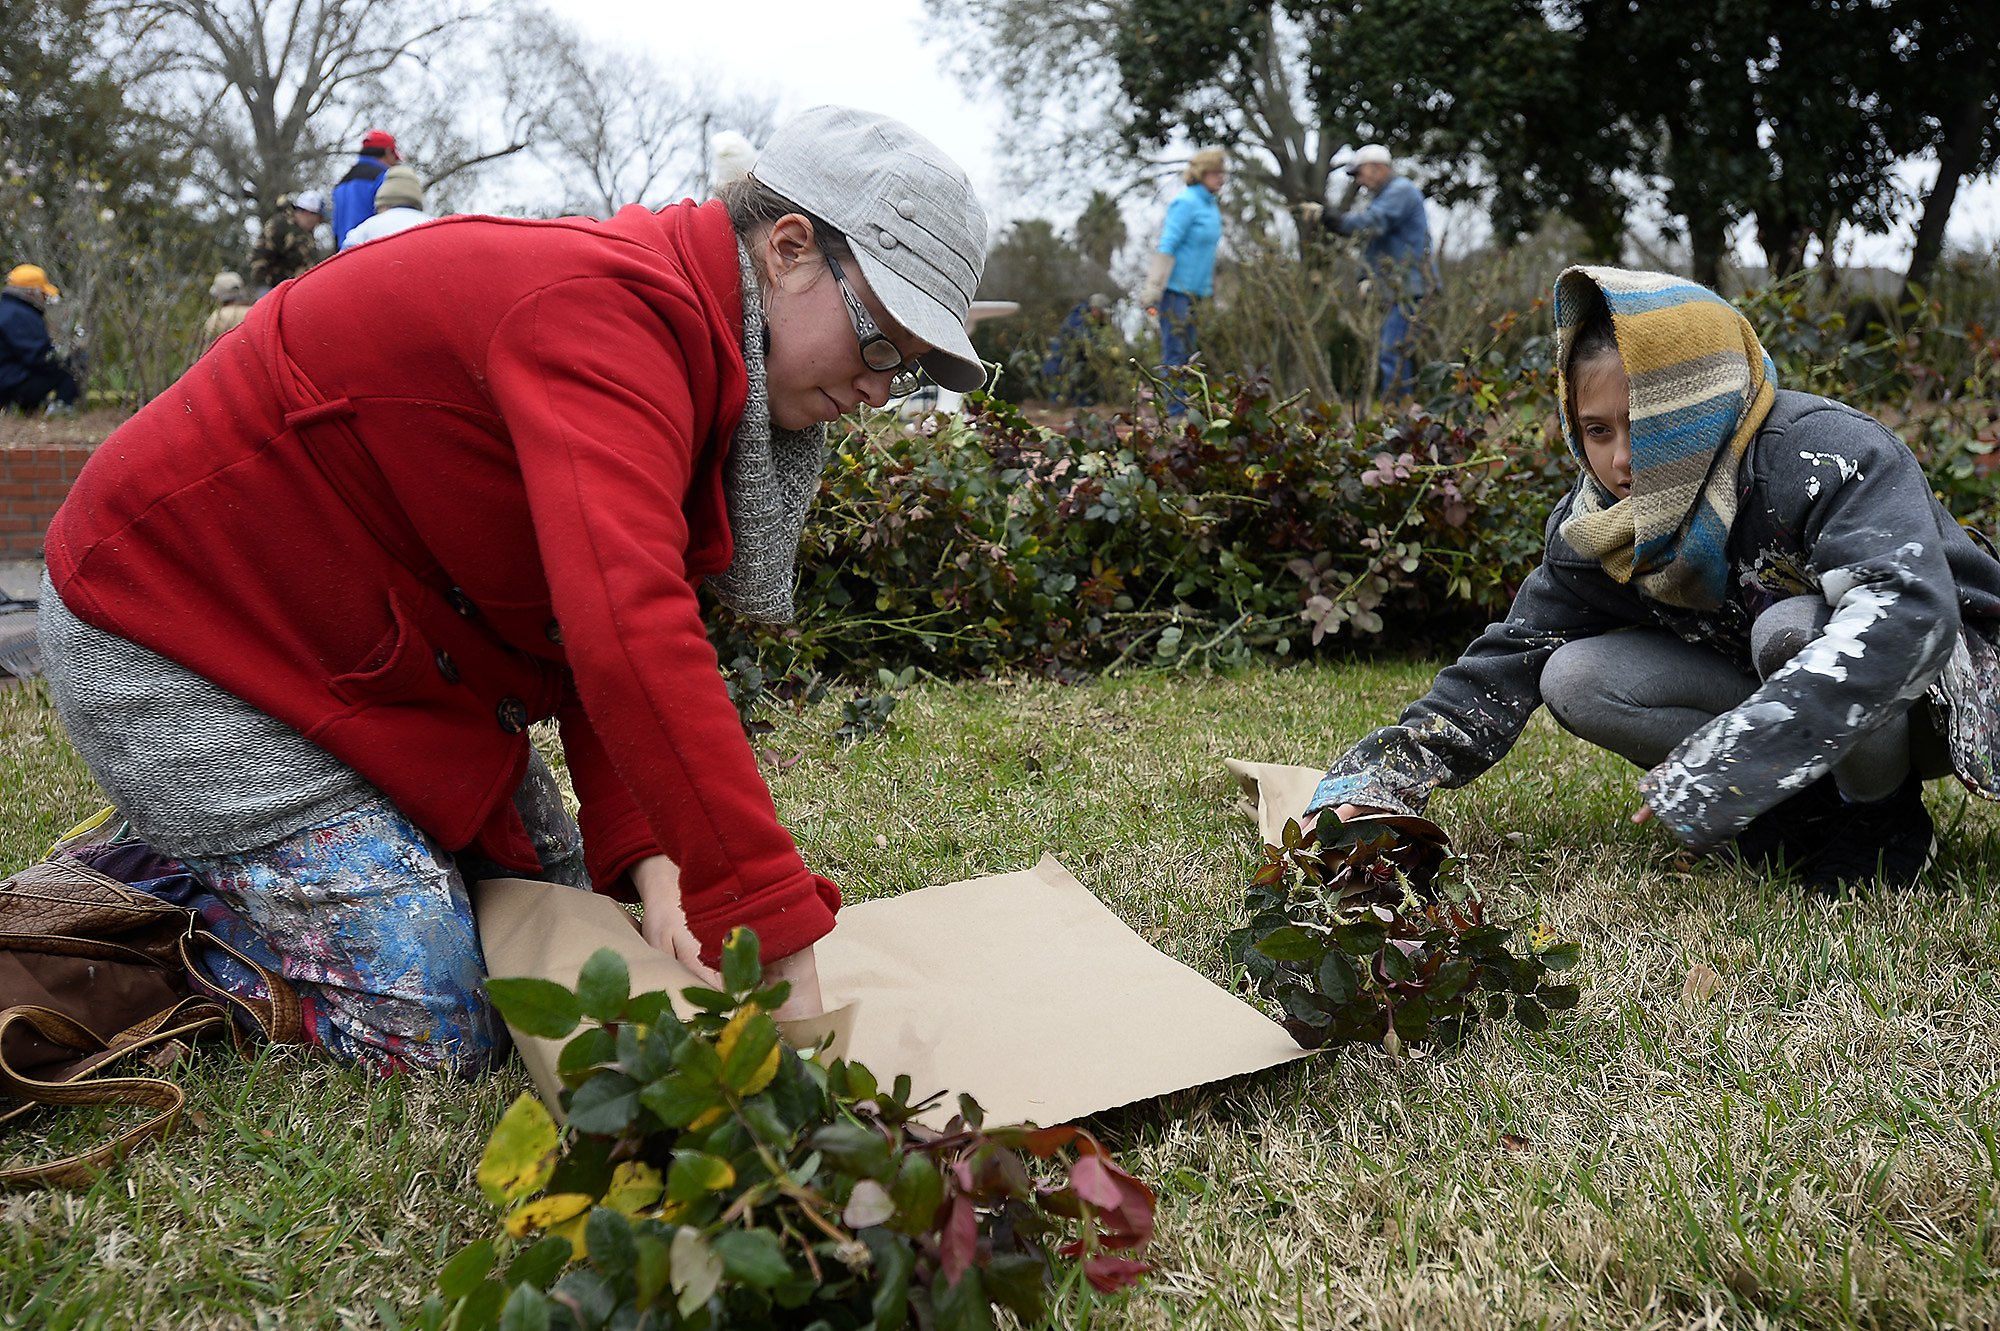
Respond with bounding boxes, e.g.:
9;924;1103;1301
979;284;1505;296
3;660;1998;1330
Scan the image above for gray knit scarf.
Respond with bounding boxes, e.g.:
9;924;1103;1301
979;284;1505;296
706;243;829;622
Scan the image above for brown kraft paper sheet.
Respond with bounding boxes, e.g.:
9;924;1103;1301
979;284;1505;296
475;853;1308;1128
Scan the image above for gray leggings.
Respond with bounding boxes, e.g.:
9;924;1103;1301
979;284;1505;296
1540;595;1950;803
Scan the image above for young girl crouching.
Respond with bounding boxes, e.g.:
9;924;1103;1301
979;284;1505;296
1309;265;2000;889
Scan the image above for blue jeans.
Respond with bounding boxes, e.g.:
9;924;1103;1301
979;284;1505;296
1157;291;1198;416
1378;301;1417;401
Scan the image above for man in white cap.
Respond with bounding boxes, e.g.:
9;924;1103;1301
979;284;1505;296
249;189;327;292
1299;144;1435;399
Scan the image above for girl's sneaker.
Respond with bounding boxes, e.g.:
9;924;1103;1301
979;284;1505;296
1800;777;1937;894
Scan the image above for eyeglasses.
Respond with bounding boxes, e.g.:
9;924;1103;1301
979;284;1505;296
822;246;926;398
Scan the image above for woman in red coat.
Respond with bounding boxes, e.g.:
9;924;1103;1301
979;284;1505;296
37;107;988;1074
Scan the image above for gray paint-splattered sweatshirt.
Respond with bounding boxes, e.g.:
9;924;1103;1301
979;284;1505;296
1309;390;2000;851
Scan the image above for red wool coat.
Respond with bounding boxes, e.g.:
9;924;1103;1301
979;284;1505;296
46;200;839;962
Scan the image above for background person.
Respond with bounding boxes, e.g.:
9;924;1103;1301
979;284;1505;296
340;165;432;249
1305;266;2000;894
249;190;326;292
331;128;400;248
200;271;253;349
1139;146;1225;415
1302;144;1433;400
38;106;988;1076
0;265;80;413
1040;292;1115;405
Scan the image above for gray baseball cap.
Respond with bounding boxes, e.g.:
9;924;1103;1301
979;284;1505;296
752;106;990;393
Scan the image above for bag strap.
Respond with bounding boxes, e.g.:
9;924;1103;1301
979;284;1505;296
0;929;304;1188
0;999;230;1188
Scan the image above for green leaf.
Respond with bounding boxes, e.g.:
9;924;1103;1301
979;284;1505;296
565;1072;641;1136
810;1121;893;1178
1429;957;1474;1004
496;1283;550;1331
718;1010;782;1095
439;1240;497;1302
667;1150;737;1203
670;1227;723;1319
574;949;631;1024
1538;940;1582;972
673;1033;724;1086
584;1207;636;1281
1315;950;1361;1003
983;1251;1049;1323
639;1072;719;1129
452;1279;508;1331
556;1026;618;1089
1334;920;1389;955
476;1096;559;1207
1379;941;1418;984
712;1228;793;1290
931;1265;996;1331
615;1022;674;1085
888;1151;944;1232
678;986;737;1013
722;927;764;994
1514;994;1550;1032
864;1228;915;1328
633;1232;672;1308
623;991;678;1028
504;1236;572;1293
1538;983;1581;1011
1390;994;1432;1042
485;978;583;1040
1253;925;1322;962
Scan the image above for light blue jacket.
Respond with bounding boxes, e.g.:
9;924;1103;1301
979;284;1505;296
1331;174;1433;301
1157;183;1222;297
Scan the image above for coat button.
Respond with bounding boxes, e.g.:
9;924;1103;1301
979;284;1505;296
544;618;563;645
496;697;528;733
877;228;897;248
897;199;917;219
448;587;479;618
434;650;460;683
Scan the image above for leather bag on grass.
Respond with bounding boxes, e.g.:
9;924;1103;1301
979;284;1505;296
0;853;302;1188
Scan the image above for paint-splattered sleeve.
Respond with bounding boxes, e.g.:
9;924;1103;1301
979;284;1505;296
1639;412;1963;850
1308;556;1634;817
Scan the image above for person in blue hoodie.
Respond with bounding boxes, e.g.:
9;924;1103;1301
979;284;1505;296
1305;144;1434;400
330;129;400;249
0;265;79;413
1139;147;1225;415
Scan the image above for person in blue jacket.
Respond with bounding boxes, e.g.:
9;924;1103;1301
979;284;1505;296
1140;147;1225;415
0;265;79;413
330;129;400;249
1305;144;1433;400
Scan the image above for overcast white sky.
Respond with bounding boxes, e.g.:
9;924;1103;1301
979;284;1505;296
543;0;1998;274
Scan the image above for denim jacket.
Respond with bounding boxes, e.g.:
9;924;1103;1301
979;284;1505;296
1329;174;1433;302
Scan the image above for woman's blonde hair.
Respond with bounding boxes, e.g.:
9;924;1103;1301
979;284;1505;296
1182;147;1227;185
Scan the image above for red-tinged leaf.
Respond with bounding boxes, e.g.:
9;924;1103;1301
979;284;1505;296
1083;1254;1153;1293
937;1195;978;1288
1018;1126;1080;1158
1069;1153;1125;1210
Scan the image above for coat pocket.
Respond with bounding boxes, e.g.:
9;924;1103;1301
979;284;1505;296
329;592;436;706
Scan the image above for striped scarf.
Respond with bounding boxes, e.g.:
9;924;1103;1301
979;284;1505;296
1553;266;1777;610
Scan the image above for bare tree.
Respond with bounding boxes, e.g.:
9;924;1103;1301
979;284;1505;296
108;0;523;217
497;6;773;218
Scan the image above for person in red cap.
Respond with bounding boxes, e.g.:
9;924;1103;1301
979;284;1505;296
331;129;401;248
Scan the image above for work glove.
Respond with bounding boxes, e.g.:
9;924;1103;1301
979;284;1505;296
1139;252;1175;311
1293;201;1325;230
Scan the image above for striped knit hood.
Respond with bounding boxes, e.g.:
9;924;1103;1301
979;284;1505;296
1554;266;1777;610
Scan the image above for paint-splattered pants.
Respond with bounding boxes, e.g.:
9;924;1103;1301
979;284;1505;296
178;752;588;1078
1541;594;1953;802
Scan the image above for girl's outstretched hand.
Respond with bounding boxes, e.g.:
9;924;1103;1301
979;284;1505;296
631;855;826;1020
1631;803;1656;825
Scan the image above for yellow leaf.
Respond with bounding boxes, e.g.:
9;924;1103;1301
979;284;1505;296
688;1105;727;1131
604;1160;665;1216
716;1007;782;1096
477;1093;560;1207
548;1209;591;1261
504;1192;593;1238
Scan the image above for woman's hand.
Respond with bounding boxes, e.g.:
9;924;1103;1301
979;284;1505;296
630;856;826;1021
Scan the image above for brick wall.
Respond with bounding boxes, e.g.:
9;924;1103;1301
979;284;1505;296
0;442;95;561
